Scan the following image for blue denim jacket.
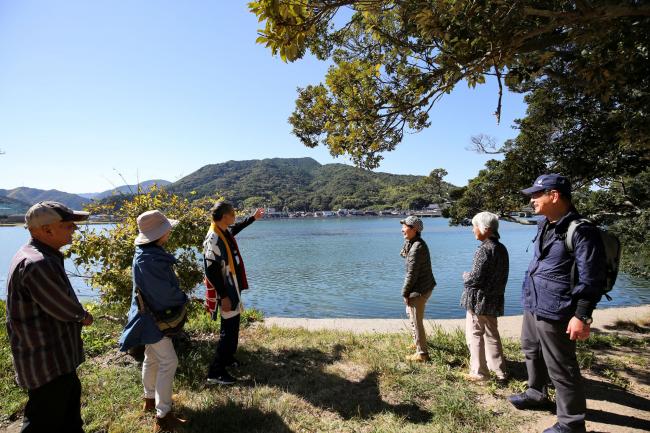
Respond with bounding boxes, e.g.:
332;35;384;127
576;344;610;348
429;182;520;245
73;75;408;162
522;210;606;321
118;245;188;351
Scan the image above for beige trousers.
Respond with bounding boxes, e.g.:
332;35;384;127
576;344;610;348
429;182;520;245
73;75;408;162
465;311;506;378
406;290;432;355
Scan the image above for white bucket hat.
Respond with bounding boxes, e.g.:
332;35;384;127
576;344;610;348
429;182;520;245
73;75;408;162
134;210;178;245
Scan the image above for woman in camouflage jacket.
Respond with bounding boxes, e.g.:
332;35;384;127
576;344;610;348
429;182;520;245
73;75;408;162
400;216;436;362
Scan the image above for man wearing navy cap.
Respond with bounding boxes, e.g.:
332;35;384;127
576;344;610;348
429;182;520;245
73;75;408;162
508;175;606;433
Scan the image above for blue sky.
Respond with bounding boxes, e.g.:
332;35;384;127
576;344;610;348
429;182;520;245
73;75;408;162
0;1;527;193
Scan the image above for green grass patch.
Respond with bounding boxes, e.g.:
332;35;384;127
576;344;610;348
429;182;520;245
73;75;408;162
1;301;28;422
579;331;648;350
4;300;647;433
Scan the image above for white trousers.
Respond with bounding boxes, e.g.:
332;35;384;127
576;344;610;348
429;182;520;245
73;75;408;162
465;311;506;378
142;337;178;418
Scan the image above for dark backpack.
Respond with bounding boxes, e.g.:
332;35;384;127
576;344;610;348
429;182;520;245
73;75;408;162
565;218;621;301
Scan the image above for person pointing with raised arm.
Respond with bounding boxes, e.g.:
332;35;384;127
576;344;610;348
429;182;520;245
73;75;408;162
203;202;264;385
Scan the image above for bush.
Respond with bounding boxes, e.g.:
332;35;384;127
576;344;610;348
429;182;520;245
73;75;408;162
69;186;221;309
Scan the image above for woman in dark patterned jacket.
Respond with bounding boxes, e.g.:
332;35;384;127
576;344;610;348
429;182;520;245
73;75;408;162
460;211;509;381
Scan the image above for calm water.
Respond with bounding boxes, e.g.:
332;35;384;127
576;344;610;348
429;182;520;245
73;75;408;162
1;218;649;319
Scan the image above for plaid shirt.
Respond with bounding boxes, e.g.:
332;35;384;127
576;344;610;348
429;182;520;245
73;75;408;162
5;239;86;389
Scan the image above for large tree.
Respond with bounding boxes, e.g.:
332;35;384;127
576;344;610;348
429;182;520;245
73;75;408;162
250;0;649;168
250;0;650;275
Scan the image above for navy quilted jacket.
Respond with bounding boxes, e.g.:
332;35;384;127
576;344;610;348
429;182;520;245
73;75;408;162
522;210;606;321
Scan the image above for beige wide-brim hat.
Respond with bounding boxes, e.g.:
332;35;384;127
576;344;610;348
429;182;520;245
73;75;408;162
134;210;179;245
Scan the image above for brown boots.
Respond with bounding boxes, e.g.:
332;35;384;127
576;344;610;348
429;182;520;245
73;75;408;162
154;412;187;432
143;398;155;412
145;399;187;432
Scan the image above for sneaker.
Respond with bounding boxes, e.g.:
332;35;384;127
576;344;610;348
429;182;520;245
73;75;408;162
206;372;237;385
542;422;586;433
406;353;430;362
507;391;554;411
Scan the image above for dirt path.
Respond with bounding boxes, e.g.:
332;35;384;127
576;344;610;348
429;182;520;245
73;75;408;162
263;305;650;339
519;369;650;433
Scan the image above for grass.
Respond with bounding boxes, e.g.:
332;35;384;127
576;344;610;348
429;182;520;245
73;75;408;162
2;302;648;433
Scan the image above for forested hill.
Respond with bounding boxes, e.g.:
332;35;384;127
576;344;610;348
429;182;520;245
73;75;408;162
0;187;89;210
0;195;30;215
170;157;454;210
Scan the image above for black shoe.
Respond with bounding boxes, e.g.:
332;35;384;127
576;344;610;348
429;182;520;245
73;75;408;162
507;392;554;410
206;371;236;385
542;422;586;433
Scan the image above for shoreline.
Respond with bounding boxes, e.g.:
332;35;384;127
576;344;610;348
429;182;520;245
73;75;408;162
262;304;650;339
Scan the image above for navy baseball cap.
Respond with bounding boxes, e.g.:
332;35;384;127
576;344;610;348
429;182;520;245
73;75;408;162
521;174;571;196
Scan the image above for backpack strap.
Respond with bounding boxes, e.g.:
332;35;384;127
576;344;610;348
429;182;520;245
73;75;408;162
135;286;151;313
564;218;591;289
564;218;591;254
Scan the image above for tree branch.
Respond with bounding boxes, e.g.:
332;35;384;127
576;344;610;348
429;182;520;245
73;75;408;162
494;65;503;124
523;5;650;20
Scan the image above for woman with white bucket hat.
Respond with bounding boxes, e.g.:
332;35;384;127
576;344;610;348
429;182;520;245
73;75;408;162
119;210;189;432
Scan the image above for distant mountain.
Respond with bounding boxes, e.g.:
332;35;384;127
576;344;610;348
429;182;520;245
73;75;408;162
0;187;89;210
170;157;454;210
0;195;30;215
78;179;171;200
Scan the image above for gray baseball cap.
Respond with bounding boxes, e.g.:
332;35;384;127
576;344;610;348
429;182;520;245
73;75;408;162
400;215;424;232
25;201;90;229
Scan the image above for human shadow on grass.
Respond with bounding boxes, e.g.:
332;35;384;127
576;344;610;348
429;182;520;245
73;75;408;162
620;363;650;387
502;359;529;383
585;327;650;387
173;338;430;423
591;352;650;388
236;344;432;424
178;401;294;433
601;319;650;334
587;408;650;432
583;376;650;415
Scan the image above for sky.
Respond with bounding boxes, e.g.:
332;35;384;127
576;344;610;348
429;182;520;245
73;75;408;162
0;1;528;193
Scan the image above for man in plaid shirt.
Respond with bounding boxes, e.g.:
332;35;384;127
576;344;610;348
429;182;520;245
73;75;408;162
6;201;94;433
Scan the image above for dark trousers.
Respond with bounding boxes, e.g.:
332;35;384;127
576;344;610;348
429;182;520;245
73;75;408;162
208;313;241;376
21;371;84;433
521;311;586;429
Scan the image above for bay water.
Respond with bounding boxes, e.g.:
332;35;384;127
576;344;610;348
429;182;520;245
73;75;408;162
1;218;649;319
